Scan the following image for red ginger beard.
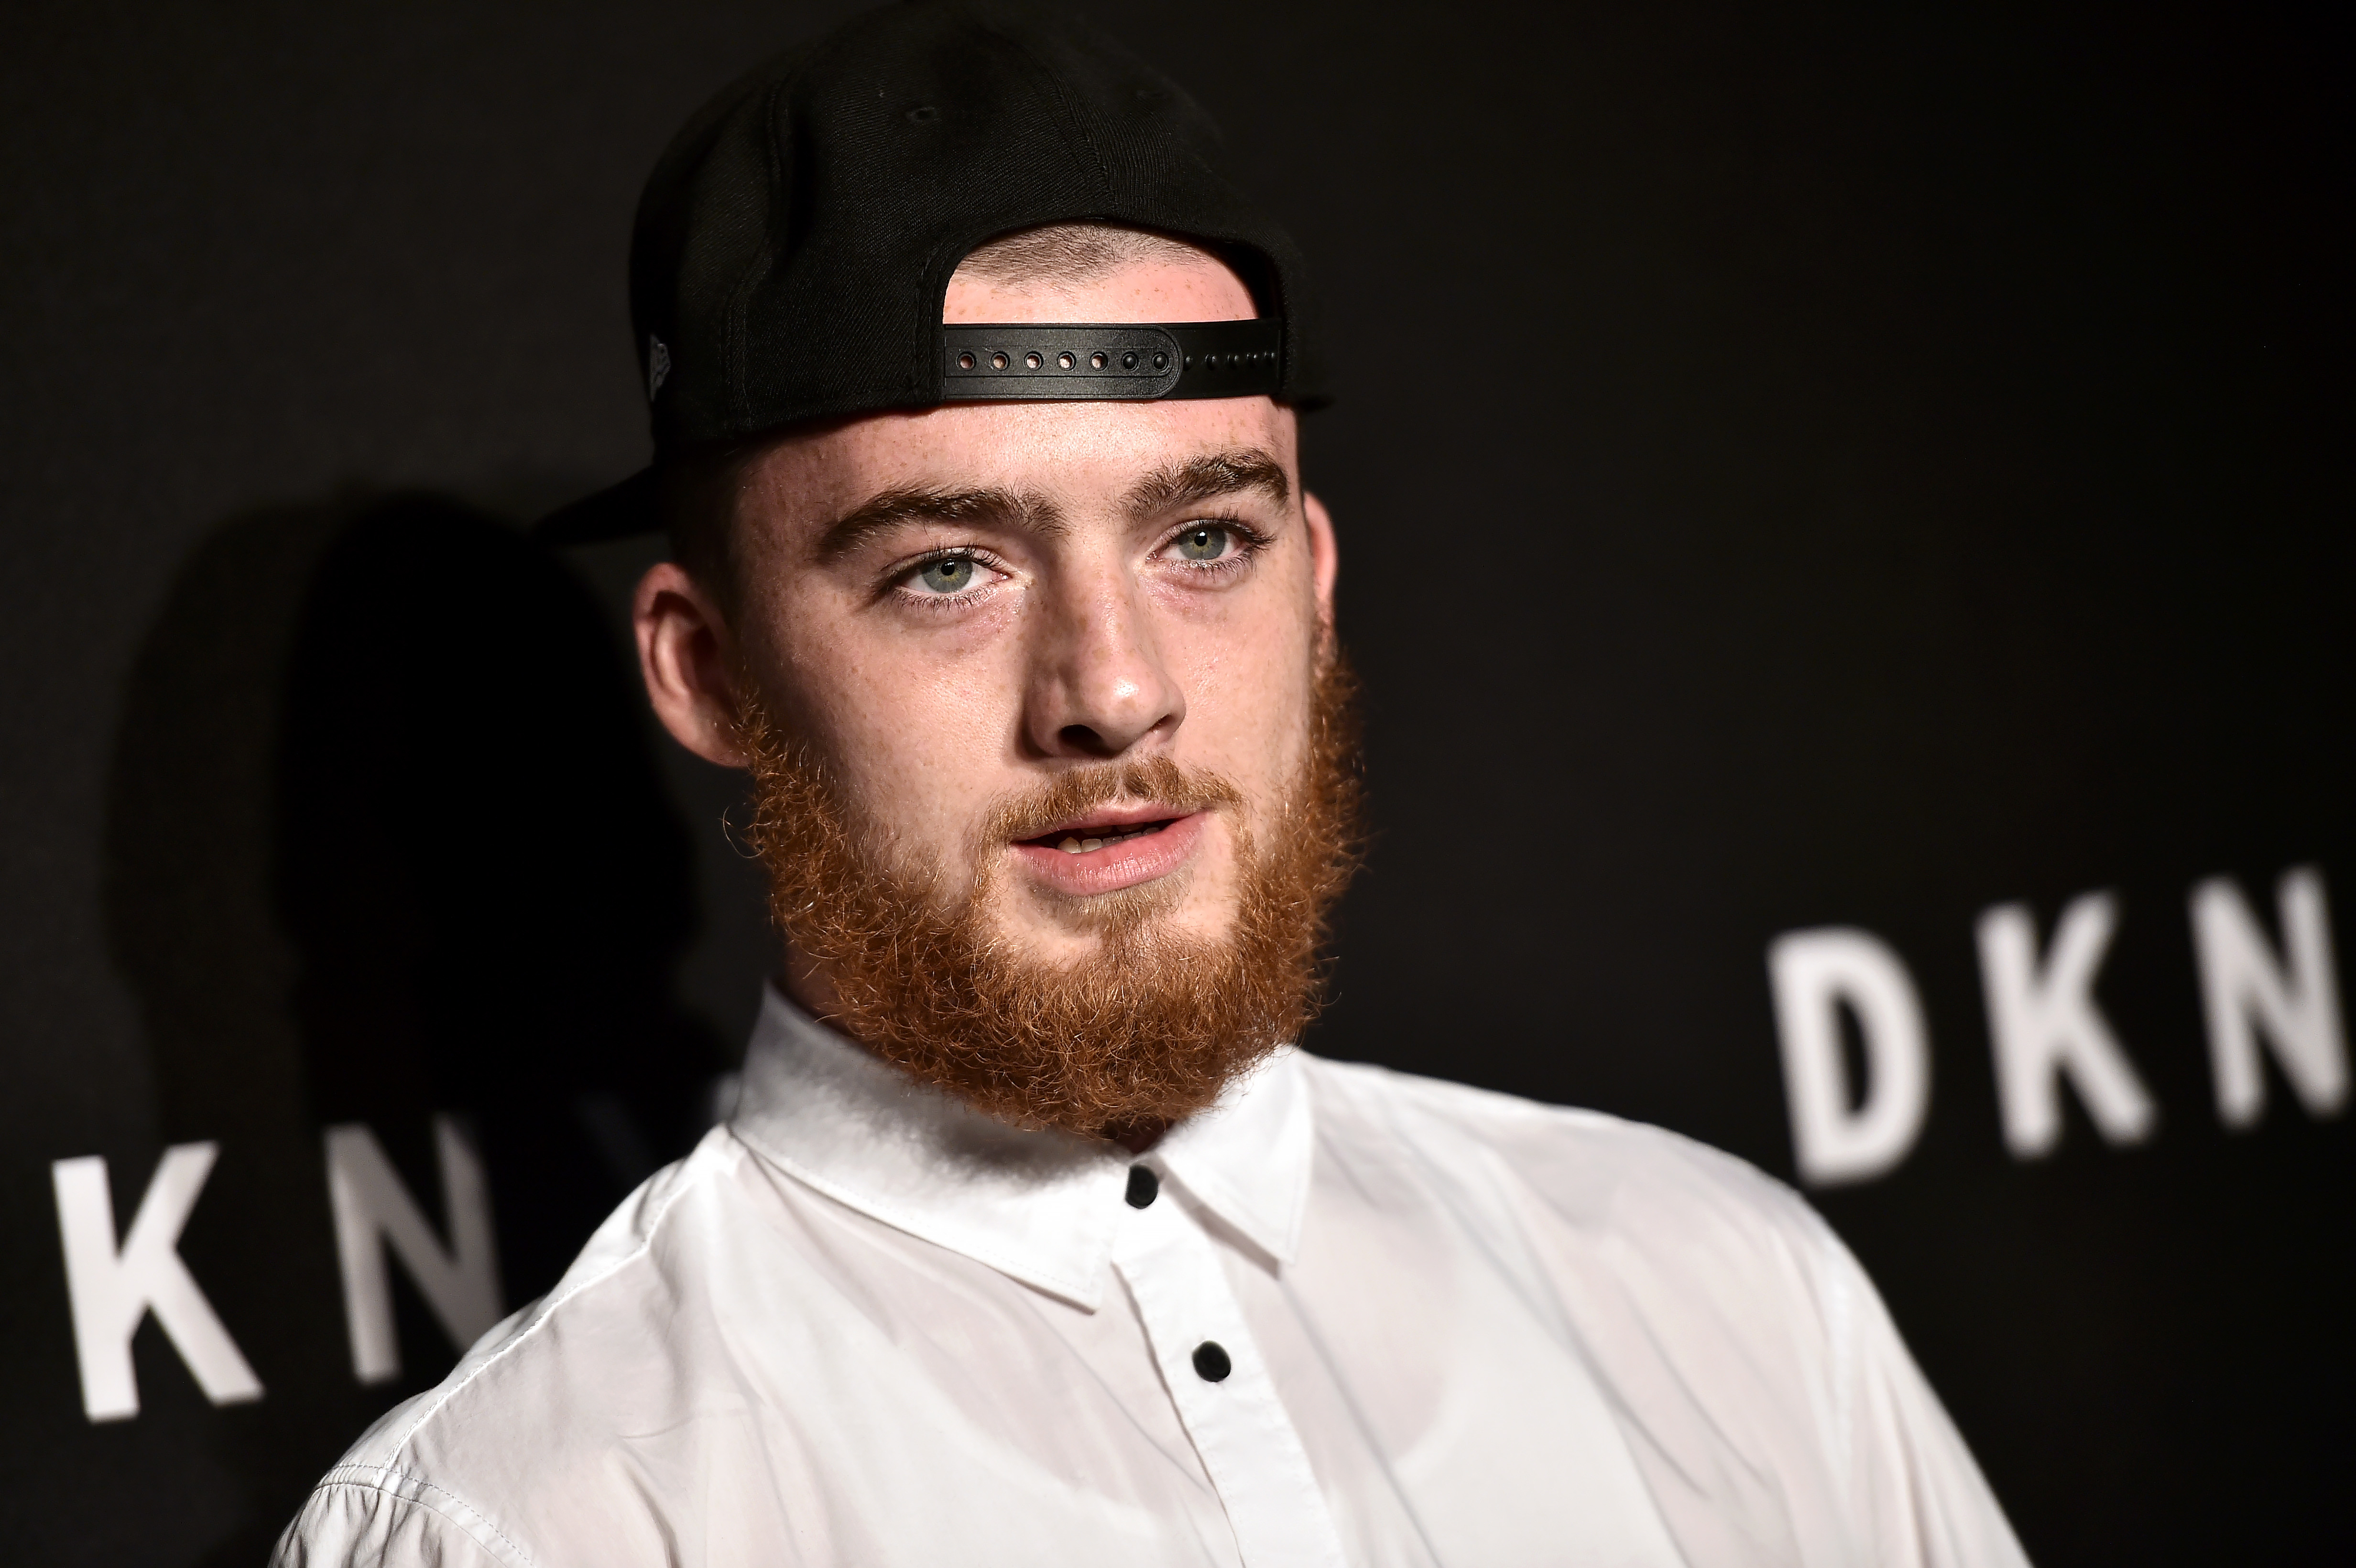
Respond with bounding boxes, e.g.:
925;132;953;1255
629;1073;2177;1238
733;649;1365;1139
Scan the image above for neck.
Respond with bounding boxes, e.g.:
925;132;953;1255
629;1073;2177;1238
1107;1119;1170;1156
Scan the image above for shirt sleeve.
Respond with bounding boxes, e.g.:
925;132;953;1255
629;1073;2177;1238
271;1470;521;1568
1811;1216;2034;1568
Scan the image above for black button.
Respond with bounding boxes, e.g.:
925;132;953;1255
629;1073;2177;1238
1126;1165;1159;1209
1192;1341;1232;1382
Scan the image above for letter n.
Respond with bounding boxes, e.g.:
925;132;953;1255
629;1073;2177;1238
2190;866;2348;1129
1768;928;1933;1186
52;1142;263;1422
325;1117;502;1384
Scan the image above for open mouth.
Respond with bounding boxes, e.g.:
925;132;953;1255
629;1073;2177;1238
1008;806;1207;897
1020;816;1181;855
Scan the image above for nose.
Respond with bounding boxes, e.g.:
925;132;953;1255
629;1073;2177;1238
1021;570;1185;759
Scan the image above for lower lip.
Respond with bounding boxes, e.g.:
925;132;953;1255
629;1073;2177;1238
1010;812;1208;897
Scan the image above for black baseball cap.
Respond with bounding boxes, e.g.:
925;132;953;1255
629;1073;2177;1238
540;0;1323;545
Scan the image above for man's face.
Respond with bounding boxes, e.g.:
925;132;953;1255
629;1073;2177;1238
730;259;1330;962
636;252;1351;1132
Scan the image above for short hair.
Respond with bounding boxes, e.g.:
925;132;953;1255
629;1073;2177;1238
951;221;1219;292
661;224;1231;613
660;438;760;622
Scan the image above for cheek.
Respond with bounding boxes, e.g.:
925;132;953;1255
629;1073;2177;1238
770;600;1028;835
1165;561;1322;791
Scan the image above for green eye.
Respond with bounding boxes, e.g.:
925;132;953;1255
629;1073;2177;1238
1173;525;1230;561
916;557;975;593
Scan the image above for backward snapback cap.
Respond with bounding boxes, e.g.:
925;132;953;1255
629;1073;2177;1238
538;0;1324;546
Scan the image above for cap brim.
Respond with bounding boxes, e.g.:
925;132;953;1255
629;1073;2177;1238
534;466;659;547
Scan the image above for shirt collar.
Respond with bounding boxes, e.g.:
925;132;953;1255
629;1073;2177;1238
728;985;1315;1309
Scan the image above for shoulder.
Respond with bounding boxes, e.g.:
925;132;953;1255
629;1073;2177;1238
272;1464;527;1567
276;1129;753;1567
1298;1054;1845;1308
1300;1053;1809;1211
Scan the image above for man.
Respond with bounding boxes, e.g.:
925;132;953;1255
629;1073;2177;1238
279;3;2029;1563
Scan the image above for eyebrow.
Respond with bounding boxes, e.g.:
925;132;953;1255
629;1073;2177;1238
810;447;1292;565
1121;449;1292;518
810;486;1059;564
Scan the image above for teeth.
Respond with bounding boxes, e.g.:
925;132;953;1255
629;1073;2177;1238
1051;822;1163;855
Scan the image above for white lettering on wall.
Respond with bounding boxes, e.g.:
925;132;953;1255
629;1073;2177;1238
51;1142;263;1423
325;1118;501;1384
1977;892;2158;1158
2190;866;2347;1129
1768;928;1932;1186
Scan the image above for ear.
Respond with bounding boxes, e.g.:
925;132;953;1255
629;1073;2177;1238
634;561;749;768
1303;490;1341;628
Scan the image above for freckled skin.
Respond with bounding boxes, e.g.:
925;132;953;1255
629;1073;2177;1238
634;256;1341;994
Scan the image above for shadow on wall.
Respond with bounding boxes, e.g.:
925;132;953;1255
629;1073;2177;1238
102;492;726;1564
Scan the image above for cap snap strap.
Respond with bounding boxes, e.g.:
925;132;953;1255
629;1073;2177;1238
938;319;1283;402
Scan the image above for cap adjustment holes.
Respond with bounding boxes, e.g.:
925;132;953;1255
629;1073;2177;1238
944;331;1264;394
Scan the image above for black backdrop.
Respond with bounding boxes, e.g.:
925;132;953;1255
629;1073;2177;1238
1;2;2347;1563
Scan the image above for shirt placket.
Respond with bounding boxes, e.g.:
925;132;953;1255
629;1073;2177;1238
1111;1170;1349;1568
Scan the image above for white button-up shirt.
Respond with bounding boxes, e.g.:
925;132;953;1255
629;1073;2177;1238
277;987;2029;1566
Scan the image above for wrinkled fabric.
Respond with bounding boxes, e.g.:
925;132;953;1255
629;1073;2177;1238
277;987;2030;1567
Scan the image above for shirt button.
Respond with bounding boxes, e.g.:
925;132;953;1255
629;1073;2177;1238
1125;1165;1159;1209
1192;1341;1232;1382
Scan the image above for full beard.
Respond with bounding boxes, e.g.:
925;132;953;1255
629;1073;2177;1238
733;650;1365;1138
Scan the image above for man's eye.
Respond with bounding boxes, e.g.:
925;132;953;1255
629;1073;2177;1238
914;557;977;593
1171;525;1232;562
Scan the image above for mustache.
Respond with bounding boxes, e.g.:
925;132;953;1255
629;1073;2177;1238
974;753;1245;851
